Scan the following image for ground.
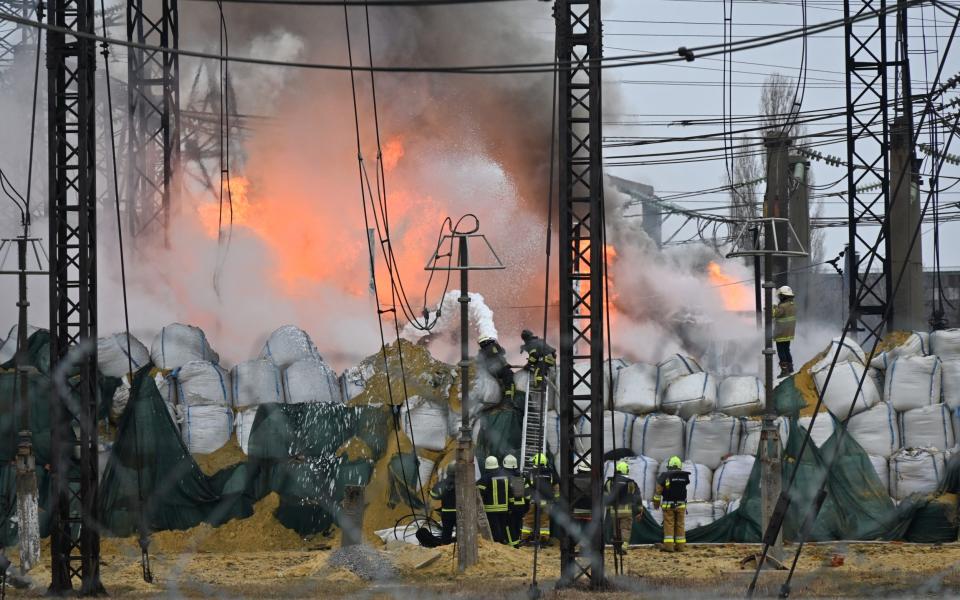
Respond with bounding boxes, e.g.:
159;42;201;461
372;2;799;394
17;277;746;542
6;540;960;598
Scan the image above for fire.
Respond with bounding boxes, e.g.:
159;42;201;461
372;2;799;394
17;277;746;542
381;137;405;171
706;261;753;312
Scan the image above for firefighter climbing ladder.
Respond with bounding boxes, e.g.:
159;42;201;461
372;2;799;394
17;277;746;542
519;374;550;471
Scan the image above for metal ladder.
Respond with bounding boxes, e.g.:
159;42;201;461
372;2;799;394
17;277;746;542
519;371;550;471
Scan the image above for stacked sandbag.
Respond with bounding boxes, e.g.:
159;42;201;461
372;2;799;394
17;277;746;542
930;329;960;360
659;459;711;501
341;362;375;401
684;501;727;529
656;354;703;397
813;361;880;418
171;360;233;454
622;455;660;501
739;417;788;456
870;331;928;370
941;360;960;411
900;404;956;450
712;455;755;501
845;402;900;456
684;413;741;470
612;363;658;414
572;359;627;410
577;411;635;456
630;413;685;462
812;337;866;372
402;396;451;452
150;323;219;370
97;333;151;377
717;376;763;417
661;372;718;419
890;448;946;500
545;410;561;463
867;454;890;491
259;325;321;370
415;454;436;491
884;355;942;411
232;359;283;454
283;358;341;405
798;414;836;447
471;368;503;408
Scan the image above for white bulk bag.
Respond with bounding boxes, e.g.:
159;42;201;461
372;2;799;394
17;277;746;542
630;413;685;463
645;502;664;525
172;361;231;407
900;404;956;451
150;323;219;370
867;454;890;492
545;410;561;457
283;358;341;405
890;448;946;500
232;359;283;410
613;363;659;415
870;332;928;370
573;359;627;409
846;402;900;457
884;355;942;411
658;459;712;501
712;455;755;501
812;337;866;372
624;455;660;502
259;325;321;369
401;396;450;452
931;329;960;360
683;501;727;529
235;407;260;454
684;413;741;470
798;414;836;448
181;404;233;454
941;359;960;410
416;455;436;490
662;373;718;420
717;376;763;417
813;361;880;418
341;362;375;401
739;417;788;457
97;333;151;377
577;411;635;456
656;354;703;396
470;368;503;408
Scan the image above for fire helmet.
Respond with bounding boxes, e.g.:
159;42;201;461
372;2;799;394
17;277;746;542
521;329;535;342
532;453;548;467
667;456;683;470
478;336;495;346
576;460;591;473
777;285;795;298
616;461;629;475
503;454;518;469
484;456;500;471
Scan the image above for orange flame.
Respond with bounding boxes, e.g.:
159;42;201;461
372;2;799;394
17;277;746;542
707;261;753;311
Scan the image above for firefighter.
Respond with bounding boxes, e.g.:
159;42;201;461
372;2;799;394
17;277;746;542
429;462;457;545
502;454;527;547
477;455;510;544
571;461;593;526
522;453;558;545
520;329;557;385
773;285;797;377
653;456;690;552
478;336;516;404
604;460;644;553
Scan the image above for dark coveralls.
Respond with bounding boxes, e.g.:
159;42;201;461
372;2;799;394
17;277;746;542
571;471;593;527
477;469;511;544
603;473;643;547
429;476;456;545
523;467;558;541
505;466;528;547
653;470;690;552
773;298;796;375
478;338;516;402
521;331;557;386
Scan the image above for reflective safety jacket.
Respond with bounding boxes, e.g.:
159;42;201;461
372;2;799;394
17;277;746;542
603;473;642;516
430;477;456;513
773;299;797;342
653;470;690;508
526;468;560;506
477;470;510;513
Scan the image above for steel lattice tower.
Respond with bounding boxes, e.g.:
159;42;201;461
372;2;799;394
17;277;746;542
46;0;103;592
127;0;180;245
556;0;606;588
843;0;894;344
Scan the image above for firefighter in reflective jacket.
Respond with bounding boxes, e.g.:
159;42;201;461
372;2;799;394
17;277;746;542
477;456;510;544
522;453;558;544
429;462;457;545
520;329;557;384
478;336;517;404
773;285;797;377
604;461;643;551
502;454;527;547
653;456;690;552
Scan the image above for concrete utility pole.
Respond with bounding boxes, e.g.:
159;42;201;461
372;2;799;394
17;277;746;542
455;234;480;571
765;132;791;287
788;154;811;320
889;117;924;330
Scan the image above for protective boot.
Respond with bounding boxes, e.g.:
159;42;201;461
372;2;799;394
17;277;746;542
778;362;791;378
659;543;674;552
675;543;686;553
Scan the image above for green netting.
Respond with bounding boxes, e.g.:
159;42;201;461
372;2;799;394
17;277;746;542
474;406;522;461
773;376;807;417
270;456;374;535
247;402;389;461
0;371;55;465
388;453;424;510
0;330;52;374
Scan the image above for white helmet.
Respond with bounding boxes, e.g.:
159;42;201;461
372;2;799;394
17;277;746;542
777;285;795;298
576;460;591;473
484;456;500;470
503;454;518;469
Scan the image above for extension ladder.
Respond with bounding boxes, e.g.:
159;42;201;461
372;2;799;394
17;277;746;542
519;371;550;472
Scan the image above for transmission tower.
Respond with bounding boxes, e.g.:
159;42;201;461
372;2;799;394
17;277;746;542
0;0;31;69
556;0;606;588
46;0;103;592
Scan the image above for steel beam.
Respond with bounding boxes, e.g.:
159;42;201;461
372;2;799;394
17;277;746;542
46;0;102;592
556;0;605;588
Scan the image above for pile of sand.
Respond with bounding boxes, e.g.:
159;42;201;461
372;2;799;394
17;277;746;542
192;440;247;476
